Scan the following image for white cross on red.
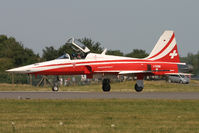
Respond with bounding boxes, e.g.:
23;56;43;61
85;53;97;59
169;50;177;59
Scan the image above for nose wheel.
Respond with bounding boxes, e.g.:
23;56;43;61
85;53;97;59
52;83;59;91
102;79;111;92
52;76;60;91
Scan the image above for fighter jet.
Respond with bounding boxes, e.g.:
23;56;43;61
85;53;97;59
7;31;190;92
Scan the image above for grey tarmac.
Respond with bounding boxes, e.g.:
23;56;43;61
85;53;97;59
0;92;199;100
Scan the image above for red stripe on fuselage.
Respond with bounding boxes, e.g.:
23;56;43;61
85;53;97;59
33;59;161;68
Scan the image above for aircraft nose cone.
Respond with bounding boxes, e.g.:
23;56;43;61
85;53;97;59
6;69;14;72
6;66;31;73
6;68;24;73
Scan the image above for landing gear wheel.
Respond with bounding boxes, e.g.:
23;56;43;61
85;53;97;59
51;76;60;92
102;79;111;92
52;82;59;91
135;83;143;92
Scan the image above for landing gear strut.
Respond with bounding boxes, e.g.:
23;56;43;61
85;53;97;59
134;80;144;92
102;79;111;92
52;76;60;91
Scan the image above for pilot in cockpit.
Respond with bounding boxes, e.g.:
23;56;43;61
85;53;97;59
57;53;70;59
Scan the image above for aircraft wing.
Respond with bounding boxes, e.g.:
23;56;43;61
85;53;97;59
94;70;152;75
165;73;192;76
119;71;152;75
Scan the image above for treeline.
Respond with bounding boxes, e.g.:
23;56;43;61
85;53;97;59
0;35;40;68
181;53;199;75
0;35;41;83
0;35;199;83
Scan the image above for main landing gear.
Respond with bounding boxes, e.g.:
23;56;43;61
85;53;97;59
102;79;111;92
52;76;60;91
101;79;144;92
134;80;144;92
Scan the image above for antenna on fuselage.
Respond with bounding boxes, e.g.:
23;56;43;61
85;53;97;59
101;48;107;55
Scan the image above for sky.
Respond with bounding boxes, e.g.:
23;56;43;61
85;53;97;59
0;0;199;56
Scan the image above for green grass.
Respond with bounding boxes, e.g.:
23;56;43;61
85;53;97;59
0;99;199;133
0;80;199;92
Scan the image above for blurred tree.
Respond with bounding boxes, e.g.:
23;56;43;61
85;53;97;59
0;35;40;67
182;52;199;75
0;58;14;72
106;50;124;56
125;49;148;58
0;35;40;83
78;38;103;53
42;46;58;61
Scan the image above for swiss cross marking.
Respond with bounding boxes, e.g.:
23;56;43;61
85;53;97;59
169;50;177;59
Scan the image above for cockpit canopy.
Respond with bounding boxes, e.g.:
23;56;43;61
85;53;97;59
56;38;91;60
66;38;90;53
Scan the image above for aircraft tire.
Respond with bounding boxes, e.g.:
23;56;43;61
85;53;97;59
102;79;111;92
52;84;59;91
135;83;143;92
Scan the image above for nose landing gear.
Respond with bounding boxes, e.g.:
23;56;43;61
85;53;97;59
52;76;60;91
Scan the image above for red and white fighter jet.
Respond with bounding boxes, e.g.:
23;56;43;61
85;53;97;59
7;31;189;92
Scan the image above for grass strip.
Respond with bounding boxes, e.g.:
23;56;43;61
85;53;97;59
0;99;199;133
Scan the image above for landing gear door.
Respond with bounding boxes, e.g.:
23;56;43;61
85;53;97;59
66;38;90;53
147;64;152;71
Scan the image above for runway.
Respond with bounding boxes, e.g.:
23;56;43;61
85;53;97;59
0;92;199;99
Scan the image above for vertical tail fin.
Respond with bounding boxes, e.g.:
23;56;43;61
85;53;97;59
146;30;180;63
